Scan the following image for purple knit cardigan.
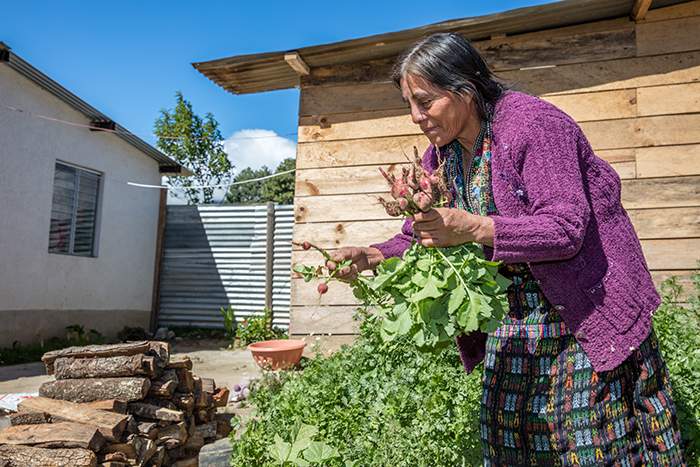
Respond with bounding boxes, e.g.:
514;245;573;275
371;91;659;374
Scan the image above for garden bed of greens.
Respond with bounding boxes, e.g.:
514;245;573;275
228;273;699;466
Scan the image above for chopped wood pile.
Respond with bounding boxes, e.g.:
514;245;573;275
0;341;232;467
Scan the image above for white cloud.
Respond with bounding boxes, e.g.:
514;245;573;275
223;129;296;173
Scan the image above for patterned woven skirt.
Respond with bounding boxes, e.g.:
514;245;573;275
480;265;684;466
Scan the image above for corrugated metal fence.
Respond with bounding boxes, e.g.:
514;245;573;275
157;204;293;330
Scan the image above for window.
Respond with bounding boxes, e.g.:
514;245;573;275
48;162;101;256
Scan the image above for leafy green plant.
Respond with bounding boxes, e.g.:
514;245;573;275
220;305;237;340
0;325;105;366
295;241;510;351
236;307;287;348
653;272;700;465
230;311;483;466
267;421;340;466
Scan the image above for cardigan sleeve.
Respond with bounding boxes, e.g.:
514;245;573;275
491;115;591;263
369;217;415;259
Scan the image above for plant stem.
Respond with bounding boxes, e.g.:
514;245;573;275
435;247;468;291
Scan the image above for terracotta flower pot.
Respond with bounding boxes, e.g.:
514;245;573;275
248;339;306;371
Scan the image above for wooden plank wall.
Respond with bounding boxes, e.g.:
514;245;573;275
290;1;700;336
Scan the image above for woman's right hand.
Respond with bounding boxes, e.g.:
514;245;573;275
326;246;384;281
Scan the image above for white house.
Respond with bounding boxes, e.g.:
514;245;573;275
0;42;186;347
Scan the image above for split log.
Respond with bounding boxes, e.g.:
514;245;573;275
215;413;233;439
200;378;215;395
99;443;136;459
164;447;184;465
166;356;192;370
148;370;178;398
173;457;199;467
194;389;212;409
172;393;195;414
54;355;156;379
194;408;215;424
150;446;166;467
101;452;128;462
129;436;156;466
136;421;159;439
19;397;127;441
128;403;184;422
194;422;217;440
212;387;230;407
42;342;151;374
148;342;170;369
175;369;194;393
156;422;187;447
142;397;177;410
0;445;97;467
84;399;128;414
39;377;150;403
0;421;105;451
182;431;204;451
9;411;51;425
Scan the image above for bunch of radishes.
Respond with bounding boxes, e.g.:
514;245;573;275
378;147;451;217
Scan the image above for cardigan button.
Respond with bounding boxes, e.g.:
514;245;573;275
554;305;565;311
575;330;587;342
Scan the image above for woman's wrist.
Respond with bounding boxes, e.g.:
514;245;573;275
364;247;385;270
472;215;495;246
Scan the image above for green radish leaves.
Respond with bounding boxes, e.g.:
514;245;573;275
351;242;511;351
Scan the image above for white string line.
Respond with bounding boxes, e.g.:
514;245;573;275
0;103;298;141
128;168;297;190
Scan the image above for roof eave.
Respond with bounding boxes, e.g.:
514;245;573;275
0;42;187;175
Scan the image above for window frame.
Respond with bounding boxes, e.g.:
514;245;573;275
48;160;103;258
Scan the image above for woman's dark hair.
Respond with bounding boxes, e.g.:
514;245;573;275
392;32;505;120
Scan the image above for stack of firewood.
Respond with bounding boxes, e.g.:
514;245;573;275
0;341;231;467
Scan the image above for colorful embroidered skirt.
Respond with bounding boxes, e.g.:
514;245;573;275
480;265;685;466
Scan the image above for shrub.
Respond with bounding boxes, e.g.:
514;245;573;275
230;272;699;466
0;325;104;366
230;310;483;466
653;273;700;465
235;307;287;348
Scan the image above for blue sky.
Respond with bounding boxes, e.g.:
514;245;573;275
4;0;551;171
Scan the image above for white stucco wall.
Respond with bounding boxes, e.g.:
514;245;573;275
0;64;163;345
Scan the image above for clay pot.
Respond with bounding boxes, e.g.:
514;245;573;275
248;339;306;370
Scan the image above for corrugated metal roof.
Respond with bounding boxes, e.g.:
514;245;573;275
0;42;185;174
193;0;689;95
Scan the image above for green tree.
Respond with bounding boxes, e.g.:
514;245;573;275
262;157;296;204
226;157;296;205
226;166;272;204
154;92;232;204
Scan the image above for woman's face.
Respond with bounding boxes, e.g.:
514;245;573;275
400;73;473;147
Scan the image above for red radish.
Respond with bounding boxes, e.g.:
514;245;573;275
317;283;329;294
419;176;432;192
302;241;311;250
327;262;336;272
398;198;409;210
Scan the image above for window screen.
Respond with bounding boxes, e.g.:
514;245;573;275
48;162;101;256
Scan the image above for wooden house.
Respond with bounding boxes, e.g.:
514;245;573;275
194;0;700;341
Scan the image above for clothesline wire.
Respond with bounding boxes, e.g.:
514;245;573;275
127;168;297;190
0;102;298;142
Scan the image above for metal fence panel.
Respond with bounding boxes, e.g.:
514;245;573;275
158;204;293;330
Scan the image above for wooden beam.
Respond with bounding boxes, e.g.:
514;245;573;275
631;0;653;21
284;52;310;76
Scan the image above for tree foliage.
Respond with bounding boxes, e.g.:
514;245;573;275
154;92;232;204
226;157;296;205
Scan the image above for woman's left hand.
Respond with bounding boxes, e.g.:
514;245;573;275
413;208;493;248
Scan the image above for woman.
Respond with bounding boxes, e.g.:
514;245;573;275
328;33;684;466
